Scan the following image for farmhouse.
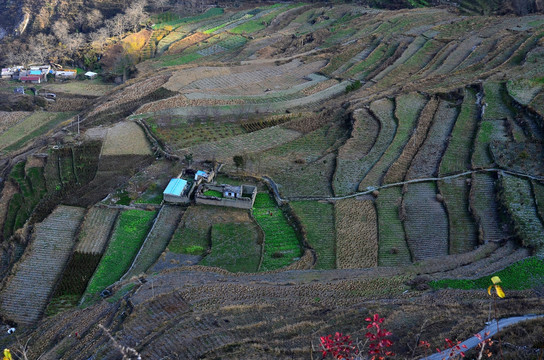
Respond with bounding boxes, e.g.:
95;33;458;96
85;71;98;79
19;74;45;84
163;178;192;203
55;69;77;80
195;183;257;209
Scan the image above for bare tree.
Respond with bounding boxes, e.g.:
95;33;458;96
125;0;149;32
106;13;129;39
89;27;110;48
151;0;170;12
51;20;70;43
86;9;104;30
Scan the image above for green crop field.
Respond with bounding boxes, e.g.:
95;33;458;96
439;88;479;175
431;257;544;291
83;209;156;298
200;223;261;272
253;193;302;271
290;201;335;270
153;7;224;29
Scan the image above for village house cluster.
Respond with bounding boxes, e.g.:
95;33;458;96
1;64;97;84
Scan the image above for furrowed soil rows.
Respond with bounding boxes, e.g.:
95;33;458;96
471;119;509;168
376;187;411;267
384;97;438;183
359;93;426;190
372;36;427;82
498;174;544;255
0;205;85;324
334;99;396;196
406;99;459;179
290;201;335;270
434;36;483;75
507;79;542;106
470;173;509;242
101;121;152;156
403;182;448;261
439;88;479;175
438;177;478;254
75;207;119;254
124;205;184;278
0;111;31;134
335;198;378;269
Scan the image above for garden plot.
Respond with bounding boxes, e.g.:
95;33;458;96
344;41;400;79
416;41;459;77
403;182;449;261
290;201;335;270
180;126;302;163
156;29;188;54
168;205;253;256
199;222;261;273
439;88;479;175
253;193;302;271
406;99;459;179
438;177;478;254
75;207;119;254
376;187;411;267
101;121;151;156
359;93;426;190
470;173;509;242
471;119;509;168
43;80;115;97
384;97;438;184
499;174;544;255
330;45;375;77
164;32;211;56
0;205;85;324
334;100;396;196
83;209;157;300
123;205;184;279
454;37;497;71
0;112;73;153
335;198;378;269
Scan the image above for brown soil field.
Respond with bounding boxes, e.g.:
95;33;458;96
101;121;152;156
335;198;378;268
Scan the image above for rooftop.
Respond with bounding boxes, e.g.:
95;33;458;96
163;178;188;197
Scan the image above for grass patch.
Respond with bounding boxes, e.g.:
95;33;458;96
203;190;223;198
157;52;203;67
253;193;302;271
200;223;261;272
431;257;544;291
290;201;335;270
84;209;156;296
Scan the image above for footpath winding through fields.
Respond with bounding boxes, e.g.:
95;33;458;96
267;168;544;202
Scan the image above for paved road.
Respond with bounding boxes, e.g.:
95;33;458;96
421;314;544;360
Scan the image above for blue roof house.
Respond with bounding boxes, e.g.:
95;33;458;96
163;179;189;203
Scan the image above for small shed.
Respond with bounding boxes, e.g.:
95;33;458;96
223;185;242;199
55;70;77;79
194;170;208;181
13;87;24;94
85;71;98;79
163;178;188;203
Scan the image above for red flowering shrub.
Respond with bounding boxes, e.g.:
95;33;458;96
320;332;358;360
365;314;395;360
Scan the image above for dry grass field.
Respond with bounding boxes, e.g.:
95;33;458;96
101;121;152;156
335;198;378;269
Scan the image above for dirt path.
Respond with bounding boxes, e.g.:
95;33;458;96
268;168;544;202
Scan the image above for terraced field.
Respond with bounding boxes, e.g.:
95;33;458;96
0;206;85;324
290;201;335;270
75;207;118;254
403;182;449;261
335;198;378;268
